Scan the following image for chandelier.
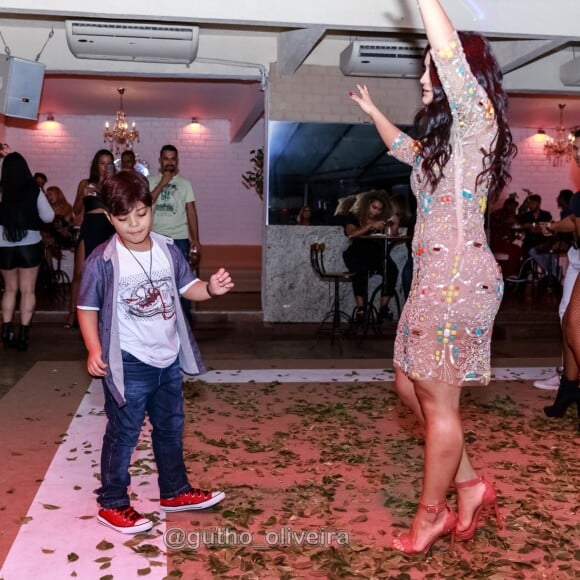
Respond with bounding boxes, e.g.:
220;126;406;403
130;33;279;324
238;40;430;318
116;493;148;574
543;104;575;166
103;88;139;156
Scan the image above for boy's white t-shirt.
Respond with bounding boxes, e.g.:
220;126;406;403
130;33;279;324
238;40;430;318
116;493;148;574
116;239;195;367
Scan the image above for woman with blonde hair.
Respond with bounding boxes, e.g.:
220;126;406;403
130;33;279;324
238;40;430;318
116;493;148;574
342;190;398;321
350;0;516;554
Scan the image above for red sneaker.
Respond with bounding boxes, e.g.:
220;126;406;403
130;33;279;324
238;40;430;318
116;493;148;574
160;488;225;512
97;505;153;534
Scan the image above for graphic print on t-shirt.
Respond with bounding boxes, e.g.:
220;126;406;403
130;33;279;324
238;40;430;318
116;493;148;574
155;183;179;216
121;274;176;320
117;241;181;367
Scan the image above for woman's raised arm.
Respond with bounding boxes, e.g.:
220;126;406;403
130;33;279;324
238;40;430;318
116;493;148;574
349;84;402;149
416;0;455;50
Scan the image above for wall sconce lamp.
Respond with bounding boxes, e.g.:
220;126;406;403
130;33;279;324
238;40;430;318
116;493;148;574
537;128;545;135
190;117;201;127
46;113;55;121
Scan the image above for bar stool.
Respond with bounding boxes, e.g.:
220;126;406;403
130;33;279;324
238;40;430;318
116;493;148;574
310;243;355;343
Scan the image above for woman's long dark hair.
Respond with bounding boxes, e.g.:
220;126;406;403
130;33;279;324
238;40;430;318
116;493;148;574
0;152;39;242
413;31;517;204
88;149;114;185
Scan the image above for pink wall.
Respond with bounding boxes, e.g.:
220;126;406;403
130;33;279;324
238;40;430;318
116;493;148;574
3;69;580;250
4;115;265;246
506;128;580;216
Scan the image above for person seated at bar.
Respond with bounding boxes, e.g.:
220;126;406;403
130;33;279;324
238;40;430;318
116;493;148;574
489;195;522;278
390;191;416;298
518;193;552;263
296;205;312;225
529;189;573;278
342;190;399;321
331;195;358;226
41;185;76;268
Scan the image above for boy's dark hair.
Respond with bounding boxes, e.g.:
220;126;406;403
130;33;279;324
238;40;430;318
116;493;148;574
160;144;178;156
121;149;136;160
33;172;47;182
101;171;152;216
527;194;542;204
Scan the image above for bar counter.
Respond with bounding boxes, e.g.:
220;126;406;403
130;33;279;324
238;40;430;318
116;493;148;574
263;226;408;323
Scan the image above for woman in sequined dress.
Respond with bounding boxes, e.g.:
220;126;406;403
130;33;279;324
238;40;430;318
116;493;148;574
350;0;517;555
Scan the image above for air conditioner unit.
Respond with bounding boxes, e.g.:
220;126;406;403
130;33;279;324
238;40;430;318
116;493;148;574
65;20;199;64
340;40;425;78
560;57;580;86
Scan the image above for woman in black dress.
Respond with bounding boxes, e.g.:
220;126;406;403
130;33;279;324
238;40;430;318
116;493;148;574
65;149;116;328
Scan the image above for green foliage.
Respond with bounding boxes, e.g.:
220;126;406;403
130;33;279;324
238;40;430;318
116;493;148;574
242;148;264;199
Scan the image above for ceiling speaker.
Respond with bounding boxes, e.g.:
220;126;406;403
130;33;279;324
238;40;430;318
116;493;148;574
0;57;46;120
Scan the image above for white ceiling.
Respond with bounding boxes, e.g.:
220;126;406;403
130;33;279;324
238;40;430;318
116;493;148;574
40;75;263;122
2;1;580;132
35;76;580;132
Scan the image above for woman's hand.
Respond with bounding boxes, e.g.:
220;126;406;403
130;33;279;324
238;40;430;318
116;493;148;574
349;84;380;118
367;219;386;232
84;183;97;197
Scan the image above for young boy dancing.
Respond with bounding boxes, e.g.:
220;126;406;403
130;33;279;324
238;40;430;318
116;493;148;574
77;171;233;534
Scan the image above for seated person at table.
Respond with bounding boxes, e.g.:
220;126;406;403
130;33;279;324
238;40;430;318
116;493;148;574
489;195;522;278
45;186;74;243
41;185;75;263
518;193;552;262
331;195;358;226
529;189;573;278
390;192;416;298
296;205;312;225
342;190;398;321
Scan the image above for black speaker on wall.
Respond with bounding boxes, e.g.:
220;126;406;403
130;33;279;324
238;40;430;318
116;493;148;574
0;56;45;120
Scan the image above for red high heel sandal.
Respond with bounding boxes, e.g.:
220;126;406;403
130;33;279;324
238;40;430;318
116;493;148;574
455;476;502;541
392;500;457;556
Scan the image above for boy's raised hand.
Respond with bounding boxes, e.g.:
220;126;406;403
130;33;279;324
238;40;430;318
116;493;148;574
208;268;234;297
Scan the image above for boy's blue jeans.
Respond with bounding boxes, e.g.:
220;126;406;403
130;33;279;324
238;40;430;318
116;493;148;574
96;351;191;508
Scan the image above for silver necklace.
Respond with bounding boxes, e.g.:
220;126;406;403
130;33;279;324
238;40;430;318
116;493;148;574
122;238;158;298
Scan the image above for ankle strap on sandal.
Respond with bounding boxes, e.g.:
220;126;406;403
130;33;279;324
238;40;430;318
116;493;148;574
418;500;448;514
455;476;483;489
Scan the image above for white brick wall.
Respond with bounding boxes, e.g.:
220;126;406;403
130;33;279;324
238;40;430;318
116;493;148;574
2;64;580;250
4;115;265;245
509;128;580;217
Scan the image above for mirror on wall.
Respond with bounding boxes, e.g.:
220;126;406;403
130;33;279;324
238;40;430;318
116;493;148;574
267;120;413;225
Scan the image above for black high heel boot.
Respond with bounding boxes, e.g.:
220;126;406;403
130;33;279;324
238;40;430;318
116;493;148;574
1;322;14;348
15;324;29;352
544;377;580;418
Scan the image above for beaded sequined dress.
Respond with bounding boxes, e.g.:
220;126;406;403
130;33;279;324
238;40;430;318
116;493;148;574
389;31;503;387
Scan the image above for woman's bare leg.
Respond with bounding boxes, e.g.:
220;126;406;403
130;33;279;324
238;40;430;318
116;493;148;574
67;240;85;326
395;367;478;508
17;266;40;325
393;377;463;551
1;269;18;323
561;276;580;380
